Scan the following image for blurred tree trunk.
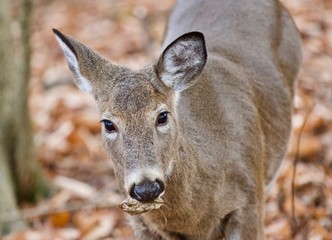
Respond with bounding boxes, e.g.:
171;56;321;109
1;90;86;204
14;0;50;202
0;0;26;234
0;0;50;235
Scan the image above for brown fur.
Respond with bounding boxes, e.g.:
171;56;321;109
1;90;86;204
53;0;301;239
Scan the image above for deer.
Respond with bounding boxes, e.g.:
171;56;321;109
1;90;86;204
53;0;301;239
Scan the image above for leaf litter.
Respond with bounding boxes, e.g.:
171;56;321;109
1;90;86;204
4;0;332;239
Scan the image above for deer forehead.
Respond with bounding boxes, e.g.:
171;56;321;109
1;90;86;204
101;77;169;117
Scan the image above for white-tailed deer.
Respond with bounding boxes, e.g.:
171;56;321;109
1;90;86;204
53;0;301;239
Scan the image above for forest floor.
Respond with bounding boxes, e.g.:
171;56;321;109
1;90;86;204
4;0;332;239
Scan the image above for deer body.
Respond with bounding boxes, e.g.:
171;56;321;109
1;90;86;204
54;0;301;239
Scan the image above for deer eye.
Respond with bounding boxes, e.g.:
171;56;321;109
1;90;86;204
156;112;168;126
101;120;117;133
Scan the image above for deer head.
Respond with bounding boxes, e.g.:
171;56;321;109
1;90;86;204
53;29;207;202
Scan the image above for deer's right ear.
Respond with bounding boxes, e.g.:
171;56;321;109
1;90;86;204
53;29;107;94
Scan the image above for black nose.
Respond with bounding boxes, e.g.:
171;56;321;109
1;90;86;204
130;179;164;202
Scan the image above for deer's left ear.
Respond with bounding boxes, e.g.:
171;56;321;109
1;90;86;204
156;32;207;92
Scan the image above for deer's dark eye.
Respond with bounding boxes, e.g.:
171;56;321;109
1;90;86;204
157;112;168;126
101;120;117;133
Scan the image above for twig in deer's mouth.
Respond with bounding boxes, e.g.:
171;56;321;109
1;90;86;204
119;197;165;215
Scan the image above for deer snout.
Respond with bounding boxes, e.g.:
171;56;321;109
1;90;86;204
129;179;164;202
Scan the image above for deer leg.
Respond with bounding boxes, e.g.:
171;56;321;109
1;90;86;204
224;205;265;240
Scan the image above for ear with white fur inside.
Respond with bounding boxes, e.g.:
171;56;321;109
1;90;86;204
53;28;93;93
157;32;207;92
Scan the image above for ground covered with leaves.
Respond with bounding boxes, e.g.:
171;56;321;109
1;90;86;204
4;0;332;239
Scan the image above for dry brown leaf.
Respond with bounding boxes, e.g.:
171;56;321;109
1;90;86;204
288;134;323;158
265;217;291;238
73;212;101;237
80;213;117;240
53;175;97;199
119;197;165;215
50;211;71;228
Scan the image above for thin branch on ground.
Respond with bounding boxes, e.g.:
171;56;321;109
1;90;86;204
291;102;316;239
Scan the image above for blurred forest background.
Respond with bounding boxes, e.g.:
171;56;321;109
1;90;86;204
0;0;331;239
